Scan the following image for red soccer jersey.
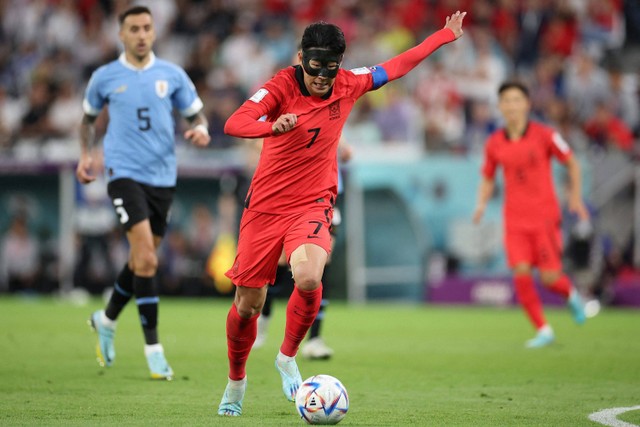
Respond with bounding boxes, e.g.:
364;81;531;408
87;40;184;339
227;66;375;214
481;122;572;230
224;28;455;214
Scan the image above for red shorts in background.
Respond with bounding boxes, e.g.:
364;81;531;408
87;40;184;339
504;221;563;271
225;202;333;288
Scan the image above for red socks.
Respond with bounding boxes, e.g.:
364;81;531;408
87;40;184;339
226;304;258;381
545;274;572;299
280;285;323;357
514;275;546;330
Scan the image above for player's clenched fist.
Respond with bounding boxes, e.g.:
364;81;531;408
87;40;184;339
76;154;96;184
272;113;297;135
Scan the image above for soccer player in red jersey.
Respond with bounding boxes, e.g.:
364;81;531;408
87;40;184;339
473;81;590;349
217;12;467;416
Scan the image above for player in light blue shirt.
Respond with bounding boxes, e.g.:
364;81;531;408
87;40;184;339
76;5;210;380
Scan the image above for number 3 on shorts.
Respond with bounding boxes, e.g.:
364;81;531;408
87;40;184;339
113;198;130;224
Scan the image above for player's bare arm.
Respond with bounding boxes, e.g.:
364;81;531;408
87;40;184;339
565;155;589;221
445;10;466;39
184;111;211;147
77;113;97;184
272;113;297;135
473;177;495;224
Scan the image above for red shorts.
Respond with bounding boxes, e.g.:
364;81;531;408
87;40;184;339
504;222;563;271
225;203;333;288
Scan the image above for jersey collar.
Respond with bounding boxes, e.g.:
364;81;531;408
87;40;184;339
503;122;530;141
294;65;334;100
119;52;156;71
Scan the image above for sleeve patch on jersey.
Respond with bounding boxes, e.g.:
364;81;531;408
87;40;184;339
249;88;269;103
349;67;372;75
349;66;389;90
552;132;570;154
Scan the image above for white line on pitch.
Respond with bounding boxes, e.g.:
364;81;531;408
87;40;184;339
588;405;640;427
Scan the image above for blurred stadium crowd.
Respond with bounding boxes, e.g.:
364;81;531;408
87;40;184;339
1;0;639;297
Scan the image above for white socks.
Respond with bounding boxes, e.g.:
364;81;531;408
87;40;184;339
144;343;164;357
277;350;296;363
101;311;116;329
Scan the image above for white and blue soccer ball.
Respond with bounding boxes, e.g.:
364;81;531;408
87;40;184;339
295;374;349;425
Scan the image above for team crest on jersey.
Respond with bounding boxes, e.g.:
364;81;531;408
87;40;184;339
155;80;169;98
329;100;341;120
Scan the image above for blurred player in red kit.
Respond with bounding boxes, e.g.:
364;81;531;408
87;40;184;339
473;81;589;348
217;11;467;416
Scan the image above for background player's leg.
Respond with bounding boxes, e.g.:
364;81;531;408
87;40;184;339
540;271;586;324
127;221;172;378
90;262;134;367
104;263;134;321
513;264;554;348
537;226;586;324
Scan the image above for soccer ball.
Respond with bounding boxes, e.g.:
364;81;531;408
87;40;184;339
295;375;349;425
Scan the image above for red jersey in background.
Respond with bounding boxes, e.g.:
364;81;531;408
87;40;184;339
482;121;572;231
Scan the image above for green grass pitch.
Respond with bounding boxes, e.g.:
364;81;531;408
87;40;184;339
0;296;638;426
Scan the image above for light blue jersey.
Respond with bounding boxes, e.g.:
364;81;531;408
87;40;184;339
83;53;203;187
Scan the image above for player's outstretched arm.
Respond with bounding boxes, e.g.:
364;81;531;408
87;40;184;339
378;11;466;83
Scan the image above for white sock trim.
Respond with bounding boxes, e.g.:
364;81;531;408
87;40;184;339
277;350;296;362
144;343;164;356
101;311;116;329
538;325;553;335
228;377;247;387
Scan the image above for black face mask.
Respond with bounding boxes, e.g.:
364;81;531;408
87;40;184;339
301;48;343;78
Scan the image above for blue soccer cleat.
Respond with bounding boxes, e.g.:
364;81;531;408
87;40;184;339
568;290;586;325
88;310;115;367
525;328;555;348
275;352;302;401
218;378;246;416
146;348;174;380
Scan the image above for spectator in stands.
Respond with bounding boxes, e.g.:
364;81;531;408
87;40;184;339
584;101;635;152
0;215;40;293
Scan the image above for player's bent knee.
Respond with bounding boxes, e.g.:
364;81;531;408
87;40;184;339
513;264;532;276
133;250;158;276
540;271;561;285
235;287;266;318
293;271;322;291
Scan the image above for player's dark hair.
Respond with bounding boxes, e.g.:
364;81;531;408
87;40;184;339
301;22;346;55
498;81;530;98
119;6;152;25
